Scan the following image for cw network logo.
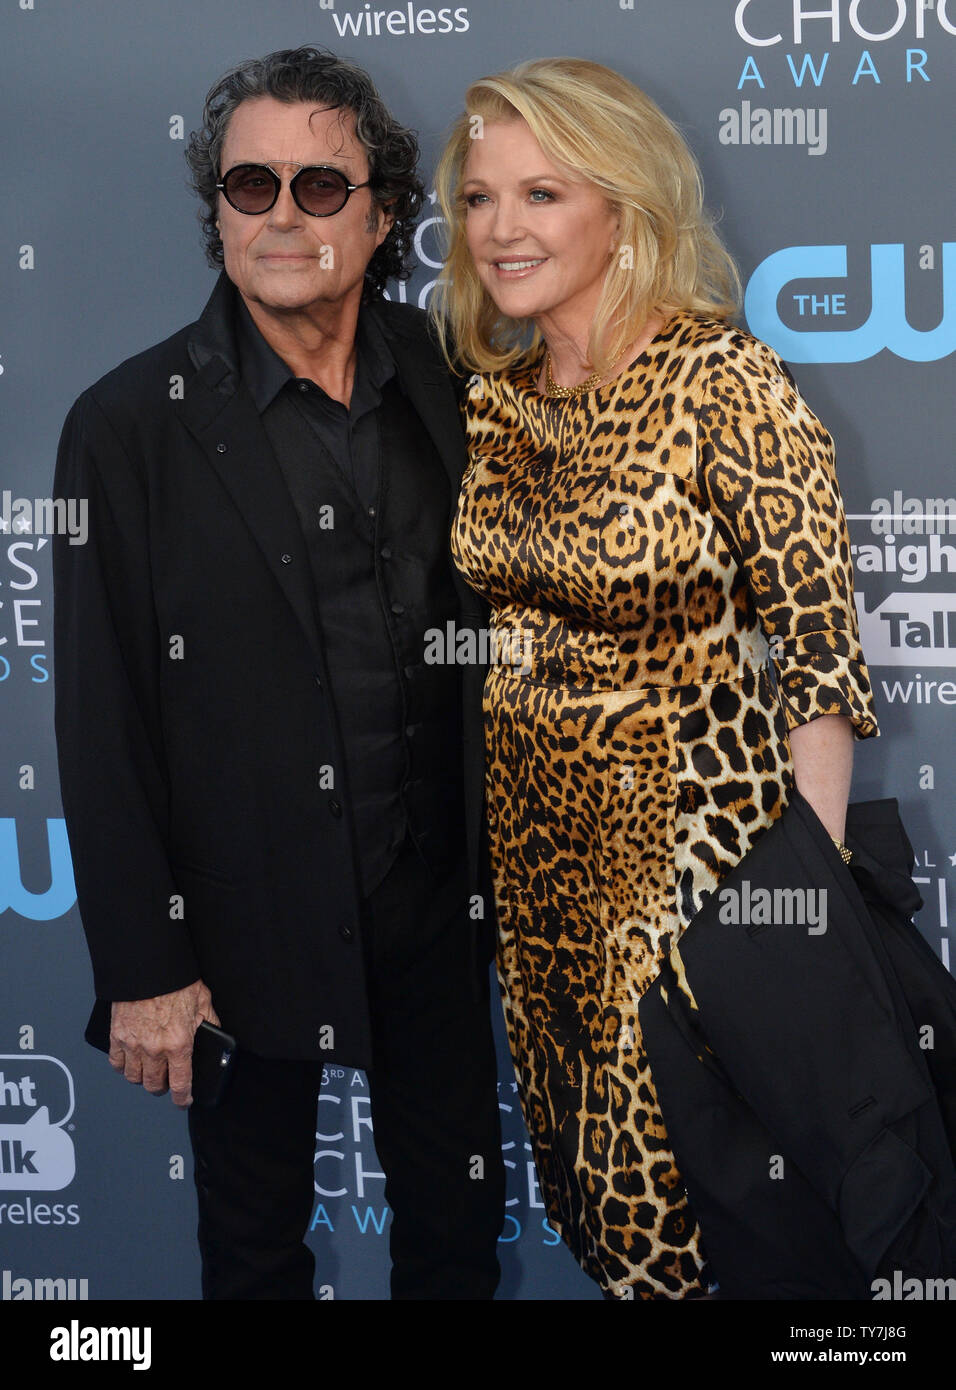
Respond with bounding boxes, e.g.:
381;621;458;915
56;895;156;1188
0;1056;76;1191
745;242;954;361
0;819;75;919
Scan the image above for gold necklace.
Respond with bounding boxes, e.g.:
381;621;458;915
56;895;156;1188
544;353;602;398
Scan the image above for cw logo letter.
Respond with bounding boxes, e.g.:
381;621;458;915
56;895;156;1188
0;819;77;919
745;243;955;363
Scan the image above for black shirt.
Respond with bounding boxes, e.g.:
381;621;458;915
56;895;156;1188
236;295;393;513
235;298;415;896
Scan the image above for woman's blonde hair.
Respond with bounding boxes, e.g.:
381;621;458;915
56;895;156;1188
430;57;740;375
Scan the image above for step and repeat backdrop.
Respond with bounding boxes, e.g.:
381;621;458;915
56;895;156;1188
1;0;953;1301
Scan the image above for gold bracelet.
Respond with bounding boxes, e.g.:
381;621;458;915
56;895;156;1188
831;835;853;865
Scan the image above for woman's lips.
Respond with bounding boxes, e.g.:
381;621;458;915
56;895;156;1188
492;257;547;278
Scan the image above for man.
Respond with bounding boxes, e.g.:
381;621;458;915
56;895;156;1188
52;46;504;1300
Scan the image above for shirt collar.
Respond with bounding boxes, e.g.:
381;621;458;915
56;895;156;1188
235;294;396;415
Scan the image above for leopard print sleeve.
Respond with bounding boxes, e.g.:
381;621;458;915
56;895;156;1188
697;332;878;740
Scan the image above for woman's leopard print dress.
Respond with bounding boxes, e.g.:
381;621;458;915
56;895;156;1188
451;312;878;1298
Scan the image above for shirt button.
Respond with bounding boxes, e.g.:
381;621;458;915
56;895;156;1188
298;381;310;392
329;799;342;818
391;601;405;616
367;506;376;518
405;725;416;739
314;675;323;690
281;554;293;564
380;545;392;560
216;442;227;454
339;925;353;942
403;664;416;678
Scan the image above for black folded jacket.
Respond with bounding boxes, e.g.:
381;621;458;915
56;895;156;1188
639;791;956;1299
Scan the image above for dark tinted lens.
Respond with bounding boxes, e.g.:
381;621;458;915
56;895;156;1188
293;168;349;215
223;166;277;213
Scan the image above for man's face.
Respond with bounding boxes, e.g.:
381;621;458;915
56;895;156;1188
216;97;393;316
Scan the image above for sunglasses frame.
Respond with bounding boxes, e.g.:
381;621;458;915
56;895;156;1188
216;163;374;218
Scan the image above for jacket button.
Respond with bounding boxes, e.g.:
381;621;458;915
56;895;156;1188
403;664;416;678
314;676;323;690
380;545;392;560
405;725;416;739
281;554;293;564
216;443;227;454
329;799;342;818
391;601;405;615
339;925;353;941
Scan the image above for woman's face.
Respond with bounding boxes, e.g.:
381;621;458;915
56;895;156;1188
461;117;619;331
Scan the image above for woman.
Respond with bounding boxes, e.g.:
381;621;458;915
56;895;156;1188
431;58;878;1299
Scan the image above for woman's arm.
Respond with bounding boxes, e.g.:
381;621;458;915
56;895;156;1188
697;334;878;849
788;713;853;842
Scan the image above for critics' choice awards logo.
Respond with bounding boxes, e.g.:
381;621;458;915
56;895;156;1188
847;494;956;696
732;0;955;82
0;533;51;684
722;1;952;156
0;1056;78;1198
308;1069;560;1249
309;1069;392;1238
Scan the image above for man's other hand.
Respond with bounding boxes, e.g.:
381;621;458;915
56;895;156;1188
109;981;220;1107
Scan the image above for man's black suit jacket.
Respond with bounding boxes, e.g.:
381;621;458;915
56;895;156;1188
52;272;492;1066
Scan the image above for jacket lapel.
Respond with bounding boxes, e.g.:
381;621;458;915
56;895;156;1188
367;300;487;621
178;275;325;668
366;300;465;498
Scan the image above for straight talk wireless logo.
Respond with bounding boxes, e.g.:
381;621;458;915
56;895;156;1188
323;1;470;37
0;1056;79;1204
848;496;956;688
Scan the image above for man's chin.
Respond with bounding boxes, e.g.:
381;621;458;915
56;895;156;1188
240;282;341;315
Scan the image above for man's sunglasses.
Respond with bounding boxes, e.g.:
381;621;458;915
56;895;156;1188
216;163;373;217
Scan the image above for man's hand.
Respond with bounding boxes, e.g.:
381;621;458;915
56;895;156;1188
109;980;220;1108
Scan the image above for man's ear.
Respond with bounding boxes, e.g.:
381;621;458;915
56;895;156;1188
376;200;396;246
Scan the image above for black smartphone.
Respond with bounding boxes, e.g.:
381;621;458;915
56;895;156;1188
190;1020;237;1107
